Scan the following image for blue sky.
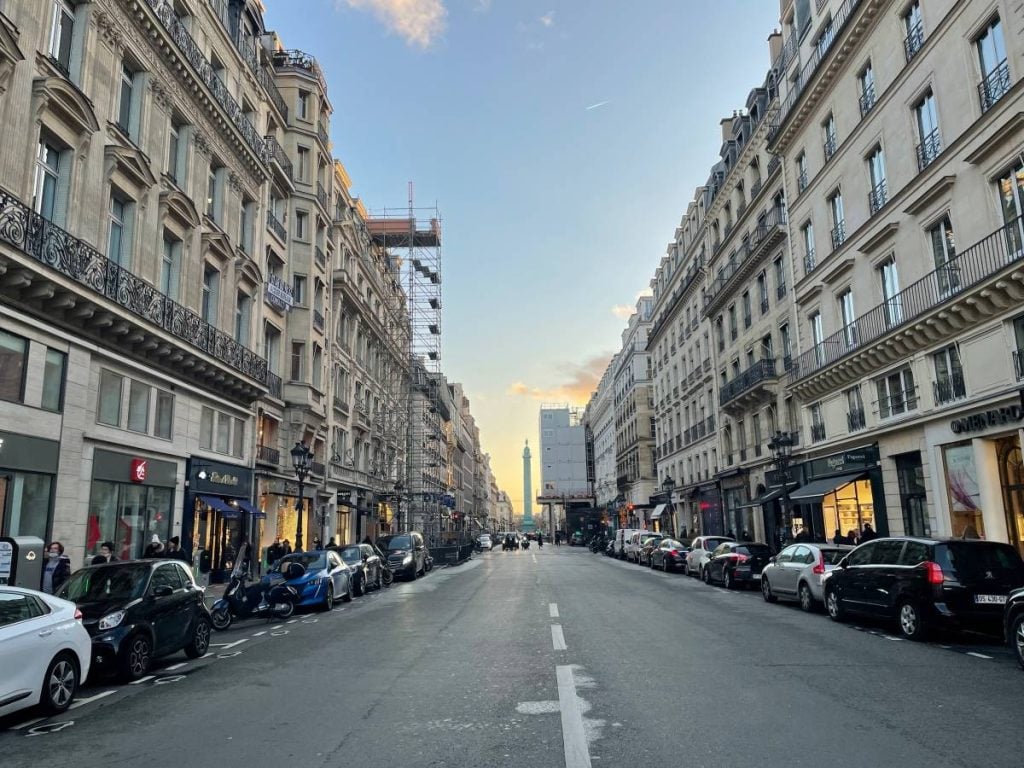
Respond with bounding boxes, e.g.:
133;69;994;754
263;0;782;509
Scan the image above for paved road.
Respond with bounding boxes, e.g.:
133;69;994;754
2;546;1023;767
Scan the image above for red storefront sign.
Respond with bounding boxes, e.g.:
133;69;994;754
130;458;148;483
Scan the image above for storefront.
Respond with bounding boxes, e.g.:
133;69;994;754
0;431;59;542
788;445;887;542
258;477;315;550
751;468;800;552
718;470;750;538
184;458;255;582
87;449;177;561
692;482;722;536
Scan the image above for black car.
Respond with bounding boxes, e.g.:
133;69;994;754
703;542;772;589
824;537;1024;640
336;543;383;595
1004;587;1024;669
650;539;689;572
378;532;427;579
58;560;212;681
639;535;666;566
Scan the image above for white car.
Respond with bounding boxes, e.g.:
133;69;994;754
478;534;494;550
0;586;91;717
685;535;735;577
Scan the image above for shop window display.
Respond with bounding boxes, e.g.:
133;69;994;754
998;437;1024;556
0;472;53;539
943;443;984;539
87;481;173;560
821;478;875;542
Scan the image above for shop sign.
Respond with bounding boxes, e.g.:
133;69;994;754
266;273;294;311
209;472;239;486
950;405;1024;435
808;446;879;478
130;459;148;483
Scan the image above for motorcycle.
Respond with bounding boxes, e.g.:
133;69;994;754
210;570;299;631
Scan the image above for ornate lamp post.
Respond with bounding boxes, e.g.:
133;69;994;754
767;431;794;552
290;441;312;551
393;480;404;534
661;475;676;537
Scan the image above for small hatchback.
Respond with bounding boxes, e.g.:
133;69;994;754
685;535;735;577
824;537;1024;640
761;543;852;611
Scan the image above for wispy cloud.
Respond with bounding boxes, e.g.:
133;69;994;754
341;0;448;49
586;100;610;111
539;10;555;27
508;354;613;404
472;0;491;10
611;304;633;319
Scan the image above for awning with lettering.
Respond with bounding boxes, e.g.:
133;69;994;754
237;500;265;519
788;473;865;503
649;504;667;520
738;483;800;508
199;495;240;517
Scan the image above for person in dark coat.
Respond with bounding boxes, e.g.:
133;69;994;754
143;534;165;558
832;529;847;545
42;542;72;594
282;539;293;555
860;523;877;542
267;537;284;566
91;541;118;565
165;536;189;562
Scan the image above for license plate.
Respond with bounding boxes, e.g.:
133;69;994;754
974;594;1007;605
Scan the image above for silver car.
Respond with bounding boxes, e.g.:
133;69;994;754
685;535;735;577
760;543;852;611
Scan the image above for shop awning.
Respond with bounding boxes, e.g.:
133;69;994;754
649;504;666;520
199;495;239;517
739;483;800;508
237;500;265;519
788;473;866;503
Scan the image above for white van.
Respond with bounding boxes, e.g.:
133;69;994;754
614;528;639;559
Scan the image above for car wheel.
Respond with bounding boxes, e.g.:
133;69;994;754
184;616;212;659
723;570;734;590
320;581;335;612
120;633;152;681
41;652;78;714
825;587;846;622
1011;614;1024;670
341;578;353;602
701;566;711;585
353;575;364;597
211;606;232;631
798;582;816;613
898;600;928;641
761;576;778;603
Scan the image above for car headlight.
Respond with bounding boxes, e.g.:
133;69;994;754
402;555;413;565
98;610;126;631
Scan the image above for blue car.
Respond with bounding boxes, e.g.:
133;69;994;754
267;551;354;611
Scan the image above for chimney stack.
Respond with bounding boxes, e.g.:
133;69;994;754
768;29;782;63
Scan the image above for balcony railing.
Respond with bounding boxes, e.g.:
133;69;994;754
790;215;1024;382
767;156;781;177
831;221;846;250
859;84;876;117
804;248;816;275
256;444;280;465
823;135;837;162
264;135;293;181
704;207;787;312
979;60;1011;113
0;189;267;384
760;298;770;315
811;422;826;442
316;182;330;212
1015;349;1024;381
777;282;787;300
310;461;326;477
750;178;763;199
719;358;777;406
144;0;267;165
916;128;941;172
312;309;324;330
903;22;925;63
317;122;329;146
267;372;282;399
271;49;327;92
266;210;287;242
933;371;966;405
879;387;919;419
868;179;888;215
847;407;866;431
797;170;808;193
315;246;326;270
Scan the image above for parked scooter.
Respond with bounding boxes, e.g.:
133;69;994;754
210;569;299;630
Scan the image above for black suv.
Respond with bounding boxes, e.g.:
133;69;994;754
824;537;1024;640
378;532;427;580
59;560;212;680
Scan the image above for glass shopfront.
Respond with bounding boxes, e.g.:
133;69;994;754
820;478;875;543
258;477;315;551
88;450;177;561
998;436;1024;556
943;442;985;539
185;459;254;582
790;445;886;542
0;431;58;541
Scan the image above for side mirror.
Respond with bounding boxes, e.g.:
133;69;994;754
152;585;174;597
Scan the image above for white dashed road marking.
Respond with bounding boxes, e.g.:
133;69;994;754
551;624;567;651
164;663;187;671
68;691;115;710
967;651;993;659
556;666;592;768
129;676;154;685
549;603;559;618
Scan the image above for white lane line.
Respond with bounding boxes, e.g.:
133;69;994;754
209;638;249;650
129;675;155;685
271;624;284;630
164;663;187;671
10;717;46;729
68;690;115;710
252;631;267;637
551;624;567;651
555;666;592;768
549;603;559;618
286;619;298;624
966;651;993;659
532;554;538;564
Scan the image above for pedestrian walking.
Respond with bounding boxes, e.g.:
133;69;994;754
267;537;284;566
165;536;189;562
832;529;847;545
90;541;118;565
42;542;71;594
312;536;323;550
846;529;859;545
554;532;560;546
143;534;164;558
282;539;293;555
860;522;877;542
537;532;544;548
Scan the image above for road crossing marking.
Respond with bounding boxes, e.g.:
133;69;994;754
209;638;248;650
67;691;115;710
129;676;154;685
549;603;559;618
252;630;267;636
551;624;567;651
555;666;592;768
967;651;993;659
164;663;187;671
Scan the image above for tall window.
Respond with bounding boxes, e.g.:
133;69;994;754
839;289;857;348
295;210;308;240
292;274;306;305
802;221;815;271
33;139;61;220
914;90;940;170
297;147;310;182
933;345;965;404
311;344;323;389
741;291;752;328
48;0;75;76
155;391;173;439
780;323;792;365
234;291;251;345
846;386;865;430
160;234;181;300
810;312;824;365
858;61;876;116
903;1;924;62
239;199;255;254
127;380;150;433
167;116;188;184
867;146;887;213
999;160;1024;254
263;324;281;374
976;16;1009;112
291;341;305;381
876;366;917;419
880;257;902;327
97;370;123;426
810;402;825;442
728;305;737;341
206;164;224;223
929;215;959;296
796;152;808;192
0;330;27;403
829;190;845;248
117;61;137;138
107;192;132;268
757;271;768;313
822;113;837;161
774;257;786;298
201;265;220;325
297;90;310;120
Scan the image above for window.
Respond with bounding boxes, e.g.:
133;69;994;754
127;379;149;433
774;257;786;298
201;265;220;324
106;192;133;268
796;152;808;192
741;291;752;328
33;138;62;221
117;60;140;139
780;323;792;366
167;116;187;184
160;234;181;301
876;366;917;418
867;146;887;213
858;61;876;116
933;345;965;404
297;90;309;120
903;1;924;62
215;412;230;454
829;190;845;248
206;167;217;219
312;344;323;390
232;417;245;458
239;199;255;254
822;113;837;161
727;305;737;341
48;0;75;76
914;90;940;170
155;390;173;439
97;370;123;426
810;402;825;442
757;272;768;313
292;274;306;305
839;289;857;348
295;210;308;240
846;386;865;430
234;291;251;345
297;147;310;182
200;406;214;449
929;215;959;296
41;348;66;412
880;257;902;327
0;330;27;403
810;312;824;365
997;160;1024;254
976;16;1009;112
802;221;815;271
291;341;305;381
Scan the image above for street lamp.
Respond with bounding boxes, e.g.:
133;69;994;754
767;430;794;552
393;481;404;533
661;475;676;537
290;441;312;551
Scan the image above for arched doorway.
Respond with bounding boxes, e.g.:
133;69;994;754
998;437;1024;556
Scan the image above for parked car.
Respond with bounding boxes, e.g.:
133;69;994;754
58;560;211;681
269;550;354;610
703;542;773;589
570;532;585;546
761;543;852;611
0;586;91;717
824;537;1024;640
614;528;640;559
685;535;735;577
626;531;661;563
650;539;690;572
638;535;666;566
336;544;382;595
477;534;494;550
1003;586;1024;669
378;532;427;579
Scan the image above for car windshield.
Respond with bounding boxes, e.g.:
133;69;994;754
662;540;684;549
338;548;362;564
381;535;413;550
736;545;771;556
59;565;150;602
820;548;849;565
273;553;326;573
939;543;1024;581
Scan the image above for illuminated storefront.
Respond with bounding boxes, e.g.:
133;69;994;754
183;458;255;582
787;446;886;542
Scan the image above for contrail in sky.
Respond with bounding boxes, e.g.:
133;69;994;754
586;100;610;111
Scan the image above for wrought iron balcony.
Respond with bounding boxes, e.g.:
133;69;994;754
868;179;888;215
797;170;808;194
766;155;781;178
916;128;942;172
316;182;330;213
264;135;293;181
310;461;326;477
266;210;287;242
0;189;268;388
750;178;763;199
811;422;826;442
879;387;919;419
903;22;925;63
858;84;876;117
831;221;846;250
777;282;787;299
932;372;966;405
979;60;1011;113
256;444;280;465
315;246;326;270
267;372;282;399
313;309;324;330
847;407;866;431
719;358;777;407
760;298;770;315
317;122;330;147
48;54;70;79
271;49;327;92
143;0;267;165
823;135;837;162
804;248;816;275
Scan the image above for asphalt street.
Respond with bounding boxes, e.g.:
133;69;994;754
3;546;1023;767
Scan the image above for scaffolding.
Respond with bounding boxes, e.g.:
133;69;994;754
367;184;443;539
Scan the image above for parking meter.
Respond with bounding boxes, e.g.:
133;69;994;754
0;536;45;588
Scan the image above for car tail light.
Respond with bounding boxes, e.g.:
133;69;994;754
669;550;678;556
731;554;749;564
74;608;83;621
923;561;944;585
812;553;825;576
